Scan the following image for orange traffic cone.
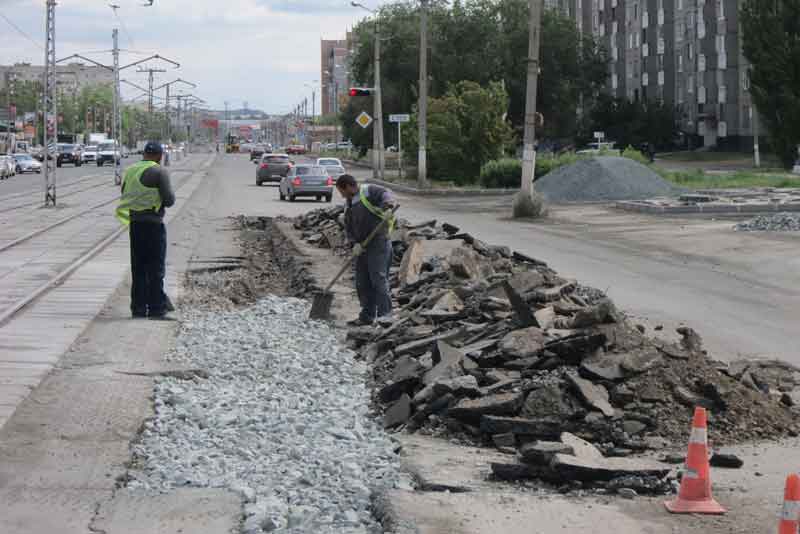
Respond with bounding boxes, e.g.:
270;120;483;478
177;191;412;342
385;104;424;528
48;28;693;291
665;406;726;514
778;474;800;533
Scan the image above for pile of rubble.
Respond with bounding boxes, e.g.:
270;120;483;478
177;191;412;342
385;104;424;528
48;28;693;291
293;207;799;491
735;212;800;232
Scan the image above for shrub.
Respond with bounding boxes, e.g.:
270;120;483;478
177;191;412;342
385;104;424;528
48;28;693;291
621;145;650;165
534;152;582;178
480;158;523;188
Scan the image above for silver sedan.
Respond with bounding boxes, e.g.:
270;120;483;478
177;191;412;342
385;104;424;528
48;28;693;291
279;165;334;202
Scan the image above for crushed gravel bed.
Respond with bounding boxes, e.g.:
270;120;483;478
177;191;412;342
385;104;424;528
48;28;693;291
128;296;401;533
536;156;682;203
735;212;800;232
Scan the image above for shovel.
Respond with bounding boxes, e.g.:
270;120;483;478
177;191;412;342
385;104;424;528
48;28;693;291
309;206;397;321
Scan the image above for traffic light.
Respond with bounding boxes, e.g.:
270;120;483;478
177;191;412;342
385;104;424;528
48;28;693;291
349;87;373;97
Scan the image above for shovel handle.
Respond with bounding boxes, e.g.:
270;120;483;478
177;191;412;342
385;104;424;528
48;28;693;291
321;206;397;294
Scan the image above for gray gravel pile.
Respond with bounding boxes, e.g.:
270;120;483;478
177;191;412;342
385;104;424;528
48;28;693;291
535;156;680;202
734;212;800;232
128;295;400;534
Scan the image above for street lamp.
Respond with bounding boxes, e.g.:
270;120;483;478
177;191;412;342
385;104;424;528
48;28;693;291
351;1;385;180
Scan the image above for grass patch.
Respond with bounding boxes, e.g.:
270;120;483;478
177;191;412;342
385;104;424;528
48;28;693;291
659;169;800;189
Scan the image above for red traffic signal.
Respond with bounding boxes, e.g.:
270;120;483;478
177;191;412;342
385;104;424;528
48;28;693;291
349;87;373;97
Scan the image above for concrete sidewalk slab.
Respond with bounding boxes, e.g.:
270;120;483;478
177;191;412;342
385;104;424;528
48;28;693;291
91;488;241;534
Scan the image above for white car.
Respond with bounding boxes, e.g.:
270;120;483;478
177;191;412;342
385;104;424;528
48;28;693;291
0;155;16;179
82;145;99;163
316;157;342;168
12;153;42;174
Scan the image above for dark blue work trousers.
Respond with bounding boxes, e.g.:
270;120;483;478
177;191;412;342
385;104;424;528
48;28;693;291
129;221;167;316
355;238;392;322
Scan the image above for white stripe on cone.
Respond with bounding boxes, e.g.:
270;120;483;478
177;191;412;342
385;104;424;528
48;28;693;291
689;427;707;444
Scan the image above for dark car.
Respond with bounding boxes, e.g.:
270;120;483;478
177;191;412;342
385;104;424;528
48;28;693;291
250;144;266;162
56;143;82;167
256;154;292;186
279;165;333;202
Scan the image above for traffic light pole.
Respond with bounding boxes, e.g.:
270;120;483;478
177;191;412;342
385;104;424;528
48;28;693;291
43;0;57;206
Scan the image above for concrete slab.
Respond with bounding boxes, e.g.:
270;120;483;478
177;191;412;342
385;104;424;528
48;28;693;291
0;438;128;489
91;488;242;534
0;487;111;534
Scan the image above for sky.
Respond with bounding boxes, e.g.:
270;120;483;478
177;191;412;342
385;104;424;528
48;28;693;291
1;0;364;114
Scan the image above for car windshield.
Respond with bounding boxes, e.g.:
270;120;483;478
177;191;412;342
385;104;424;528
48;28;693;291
318;159;339;166
59;144;75;151
296;166;325;176
14;154;33;161
86;146;98;151
265;156;289;163
99;143;114;151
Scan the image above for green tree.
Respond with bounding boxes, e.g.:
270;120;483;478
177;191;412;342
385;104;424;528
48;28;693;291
403;80;514;183
348;0;608;139
580;95;677;150
741;0;800;169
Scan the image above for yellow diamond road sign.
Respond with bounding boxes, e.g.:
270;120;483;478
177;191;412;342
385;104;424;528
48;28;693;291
356;111;373;129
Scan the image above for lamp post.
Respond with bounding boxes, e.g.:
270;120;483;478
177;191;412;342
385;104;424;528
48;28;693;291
352;1;385;180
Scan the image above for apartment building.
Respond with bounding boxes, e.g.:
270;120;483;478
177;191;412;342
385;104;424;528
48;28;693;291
573;0;755;149
320;36;352;116
0;62;114;95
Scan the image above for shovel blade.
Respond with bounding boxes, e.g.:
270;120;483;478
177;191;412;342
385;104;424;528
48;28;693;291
309;292;334;320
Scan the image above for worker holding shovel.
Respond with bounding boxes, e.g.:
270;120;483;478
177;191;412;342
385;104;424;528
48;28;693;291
335;174;397;326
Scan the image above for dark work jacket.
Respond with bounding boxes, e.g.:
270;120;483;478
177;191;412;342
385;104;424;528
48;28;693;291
344;184;394;245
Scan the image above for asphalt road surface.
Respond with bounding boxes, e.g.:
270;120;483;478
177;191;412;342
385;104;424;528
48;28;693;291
236;153;799;366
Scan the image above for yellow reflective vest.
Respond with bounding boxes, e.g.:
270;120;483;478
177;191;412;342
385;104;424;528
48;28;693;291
359;184;395;232
116;160;162;226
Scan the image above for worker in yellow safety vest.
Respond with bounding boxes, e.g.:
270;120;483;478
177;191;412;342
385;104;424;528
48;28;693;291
335;174;398;326
116;142;175;319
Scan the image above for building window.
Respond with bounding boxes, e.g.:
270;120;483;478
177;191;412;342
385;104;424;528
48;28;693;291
612;45;619;61
643;10;649;28
643;72;649;86
658;37;665;54
643;42;649;57
698;17;706;38
719;85;727;103
629;34;634;49
612;0;617;7
688;75;694;93
612;21;618;34
678;55;684;72
698;54;706;72
718;53;727;70
698;85;706;103
718;121;727;137
717;0;725;19
678;0;683;9
688;42;694;59
678;85;684;104
743;71;750;90
612;73;619;89
658;70;665;86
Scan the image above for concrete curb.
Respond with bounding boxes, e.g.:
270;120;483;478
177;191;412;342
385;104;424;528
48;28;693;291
614;200;800;215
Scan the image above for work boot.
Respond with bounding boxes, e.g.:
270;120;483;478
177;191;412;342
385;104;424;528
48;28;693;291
346;317;374;327
164;294;175;312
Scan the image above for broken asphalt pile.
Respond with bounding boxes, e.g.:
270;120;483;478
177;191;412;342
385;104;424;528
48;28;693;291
294;206;800;495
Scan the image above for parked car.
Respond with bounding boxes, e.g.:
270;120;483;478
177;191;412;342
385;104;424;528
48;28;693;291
56;143;82;167
325;143;337;151
336;140;353;150
12;153;42;174
256;154;292;186
324;165;346;180
82;145;99;163
279;164;333;202
97;141;121;166
0;155;15;179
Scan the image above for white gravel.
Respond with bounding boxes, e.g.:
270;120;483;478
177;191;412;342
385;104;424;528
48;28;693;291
735;212;800;232
128;295;401;533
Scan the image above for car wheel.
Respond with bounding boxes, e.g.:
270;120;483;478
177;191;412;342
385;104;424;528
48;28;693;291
97;161;102;167
326;195;332;203
279;189;285;201
76;161;82;167
289;192;296;202
56;161;61;168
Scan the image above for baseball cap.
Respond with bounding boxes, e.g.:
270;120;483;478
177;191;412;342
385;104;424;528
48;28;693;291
143;141;163;155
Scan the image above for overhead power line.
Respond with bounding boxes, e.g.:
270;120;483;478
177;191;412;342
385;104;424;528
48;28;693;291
0;12;44;51
109;3;135;48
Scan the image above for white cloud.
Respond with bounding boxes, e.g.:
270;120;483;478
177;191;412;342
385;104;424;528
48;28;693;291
0;0;363;113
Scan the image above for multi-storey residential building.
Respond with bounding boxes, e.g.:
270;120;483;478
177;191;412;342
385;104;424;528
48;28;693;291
573;0;755;149
320;36;352;116
0;62;114;96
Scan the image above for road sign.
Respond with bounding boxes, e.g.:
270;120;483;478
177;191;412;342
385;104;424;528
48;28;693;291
356;111;373;129
593;131;605;140
389;114;410;123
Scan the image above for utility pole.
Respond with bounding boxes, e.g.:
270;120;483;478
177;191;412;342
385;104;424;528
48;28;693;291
417;0;428;187
373;18;385;180
112;29;121;184
43;0;57;206
514;0;543;217
753;105;761;168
